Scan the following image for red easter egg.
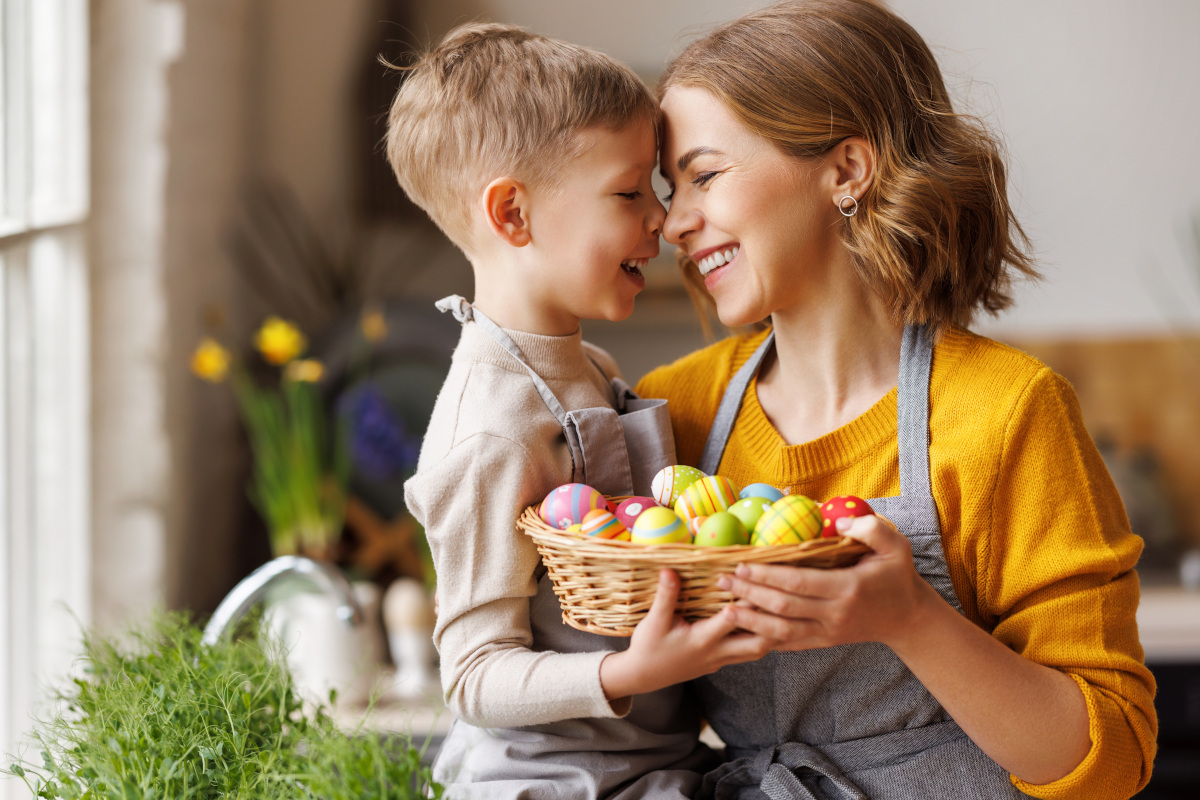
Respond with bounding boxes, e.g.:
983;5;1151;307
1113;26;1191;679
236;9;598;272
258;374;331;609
614;496;658;529
819;495;875;538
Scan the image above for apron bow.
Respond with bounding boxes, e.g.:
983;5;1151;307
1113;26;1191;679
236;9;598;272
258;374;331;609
435;294;473;323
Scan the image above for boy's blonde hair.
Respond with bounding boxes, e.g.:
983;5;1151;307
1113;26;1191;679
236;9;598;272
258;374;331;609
385;23;657;252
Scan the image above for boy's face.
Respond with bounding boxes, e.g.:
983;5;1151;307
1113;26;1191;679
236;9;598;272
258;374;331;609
526;119;665;329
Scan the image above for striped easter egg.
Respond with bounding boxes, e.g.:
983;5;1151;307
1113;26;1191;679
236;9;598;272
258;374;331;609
630;506;692;544
674;475;739;521
539;483;608;529
650;465;706;507
580;508;630;541
752;495;822;546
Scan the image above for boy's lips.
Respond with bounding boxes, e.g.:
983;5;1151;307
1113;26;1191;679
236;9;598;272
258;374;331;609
620;257;647;287
693;243;740;277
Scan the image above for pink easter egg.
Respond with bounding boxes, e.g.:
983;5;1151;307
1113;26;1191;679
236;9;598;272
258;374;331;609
539;483;608;529
614;496;658;530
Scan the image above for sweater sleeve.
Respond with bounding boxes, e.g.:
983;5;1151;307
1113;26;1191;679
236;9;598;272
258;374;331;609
977;368;1156;799
403;433;628;728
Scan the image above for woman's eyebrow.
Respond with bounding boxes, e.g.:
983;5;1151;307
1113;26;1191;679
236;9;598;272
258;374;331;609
676;146;722;172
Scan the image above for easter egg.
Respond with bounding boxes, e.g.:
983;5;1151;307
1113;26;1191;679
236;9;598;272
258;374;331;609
686;515;710;538
565;523;583;533
819;495;875;538
728;497;773;532
694;512;750;547
674;475;739;521
630;506;692;544
539;483;608;529
740;483;784;503
650;465;706;507
580;508;630;541
615;496;658;530
752;495;822;546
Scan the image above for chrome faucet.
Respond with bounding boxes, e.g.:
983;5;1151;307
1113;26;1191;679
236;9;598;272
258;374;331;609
201;555;363;647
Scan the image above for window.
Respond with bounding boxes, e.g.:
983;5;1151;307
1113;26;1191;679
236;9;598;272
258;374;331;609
1;0;90;791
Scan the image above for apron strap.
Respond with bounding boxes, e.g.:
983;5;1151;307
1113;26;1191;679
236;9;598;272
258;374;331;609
436;295;570;426
897;324;934;499
699;331;776;475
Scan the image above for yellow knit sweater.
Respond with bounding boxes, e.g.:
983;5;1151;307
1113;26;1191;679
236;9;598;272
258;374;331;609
636;326;1156;800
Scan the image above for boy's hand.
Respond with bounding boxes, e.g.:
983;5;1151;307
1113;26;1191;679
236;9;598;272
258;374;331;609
598;569;775;701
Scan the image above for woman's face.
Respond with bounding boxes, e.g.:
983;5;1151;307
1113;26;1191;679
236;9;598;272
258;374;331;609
659;86;845;327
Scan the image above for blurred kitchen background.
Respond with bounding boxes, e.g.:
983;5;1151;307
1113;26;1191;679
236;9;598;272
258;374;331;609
2;1;1198;798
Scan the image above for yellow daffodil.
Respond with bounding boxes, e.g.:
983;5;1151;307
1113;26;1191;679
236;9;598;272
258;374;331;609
361;309;388;343
191;338;231;382
284;358;325;383
255;316;307;365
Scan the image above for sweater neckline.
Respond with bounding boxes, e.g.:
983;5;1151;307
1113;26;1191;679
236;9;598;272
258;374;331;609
738;362;899;486
465;321;594;381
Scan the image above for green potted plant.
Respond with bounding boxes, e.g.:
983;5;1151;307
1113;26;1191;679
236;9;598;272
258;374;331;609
3;612;442;798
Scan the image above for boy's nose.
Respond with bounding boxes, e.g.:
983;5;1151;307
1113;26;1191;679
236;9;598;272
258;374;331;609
646;196;667;238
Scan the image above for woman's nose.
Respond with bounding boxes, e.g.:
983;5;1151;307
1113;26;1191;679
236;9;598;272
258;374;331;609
661;198;697;246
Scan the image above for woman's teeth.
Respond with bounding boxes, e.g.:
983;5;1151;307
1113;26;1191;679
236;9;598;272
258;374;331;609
620;258;647;275
697;246;739;276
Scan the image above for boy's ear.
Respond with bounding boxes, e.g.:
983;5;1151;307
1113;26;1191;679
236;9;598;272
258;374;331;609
481;176;532;248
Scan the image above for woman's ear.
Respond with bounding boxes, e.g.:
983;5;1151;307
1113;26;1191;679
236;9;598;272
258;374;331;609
481;176;532;247
829;136;875;206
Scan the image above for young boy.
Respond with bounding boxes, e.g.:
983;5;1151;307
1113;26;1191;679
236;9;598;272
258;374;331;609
390;22;766;800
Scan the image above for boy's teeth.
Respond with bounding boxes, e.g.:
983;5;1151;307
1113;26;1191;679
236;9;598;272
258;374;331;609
621;258;647;271
697;245;739;276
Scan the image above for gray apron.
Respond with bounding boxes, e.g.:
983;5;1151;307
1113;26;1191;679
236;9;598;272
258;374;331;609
694;326;1027;800
432;296;712;799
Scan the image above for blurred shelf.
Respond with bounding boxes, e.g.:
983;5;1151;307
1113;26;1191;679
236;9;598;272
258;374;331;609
1138;586;1200;663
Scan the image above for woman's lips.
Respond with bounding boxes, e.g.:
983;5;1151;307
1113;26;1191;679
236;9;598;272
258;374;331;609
695;244;740;276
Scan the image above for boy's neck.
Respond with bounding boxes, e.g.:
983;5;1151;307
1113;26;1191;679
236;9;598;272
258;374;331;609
470;255;581;336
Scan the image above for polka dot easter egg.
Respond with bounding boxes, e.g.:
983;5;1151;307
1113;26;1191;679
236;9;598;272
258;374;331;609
580;508;630;541
614;496;658;530
819;495;875;538
740;482;784;503
674;475;739;521
651;465;706;507
630;506;692;544
539;483;608;529
752;495;822;546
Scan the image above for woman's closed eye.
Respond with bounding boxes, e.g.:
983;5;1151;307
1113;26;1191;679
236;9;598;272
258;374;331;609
662;171;720;203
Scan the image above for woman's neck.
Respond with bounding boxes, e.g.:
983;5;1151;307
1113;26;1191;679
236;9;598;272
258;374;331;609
756;284;903;446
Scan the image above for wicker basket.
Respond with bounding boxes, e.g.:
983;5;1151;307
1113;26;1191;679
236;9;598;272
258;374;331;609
517;500;872;637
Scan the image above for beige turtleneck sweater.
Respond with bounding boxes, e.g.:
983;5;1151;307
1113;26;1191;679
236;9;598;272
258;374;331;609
403;319;629;727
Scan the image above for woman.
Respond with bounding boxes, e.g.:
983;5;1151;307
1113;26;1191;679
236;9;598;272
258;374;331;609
636;1;1156;797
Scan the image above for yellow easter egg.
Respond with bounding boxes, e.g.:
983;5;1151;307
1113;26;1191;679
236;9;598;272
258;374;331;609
752;495;822;546
630;506;692;544
674;475;739;521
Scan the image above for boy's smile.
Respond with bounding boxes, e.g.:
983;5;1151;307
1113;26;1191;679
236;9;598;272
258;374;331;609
522;118;665;333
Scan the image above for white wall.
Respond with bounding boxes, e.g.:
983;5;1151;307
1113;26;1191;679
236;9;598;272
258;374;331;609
421;0;1200;339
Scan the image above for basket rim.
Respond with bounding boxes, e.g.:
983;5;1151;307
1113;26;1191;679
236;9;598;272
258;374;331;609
517;500;871;564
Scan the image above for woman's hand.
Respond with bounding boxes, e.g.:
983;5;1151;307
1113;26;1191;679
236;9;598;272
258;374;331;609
717;514;1092;785
716;514;938;651
599;569;775;701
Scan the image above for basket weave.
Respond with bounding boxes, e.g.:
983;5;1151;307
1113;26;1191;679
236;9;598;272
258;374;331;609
517;500;872;637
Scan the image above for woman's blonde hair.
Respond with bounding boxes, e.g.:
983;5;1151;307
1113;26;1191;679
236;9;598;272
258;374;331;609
659;0;1038;336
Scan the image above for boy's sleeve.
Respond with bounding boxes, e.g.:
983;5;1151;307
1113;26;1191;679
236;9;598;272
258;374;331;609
974;369;1156;799
403;432;630;728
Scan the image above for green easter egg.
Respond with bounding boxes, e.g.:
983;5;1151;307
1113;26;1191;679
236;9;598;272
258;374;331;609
694;511;750;547
728;497;772;533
